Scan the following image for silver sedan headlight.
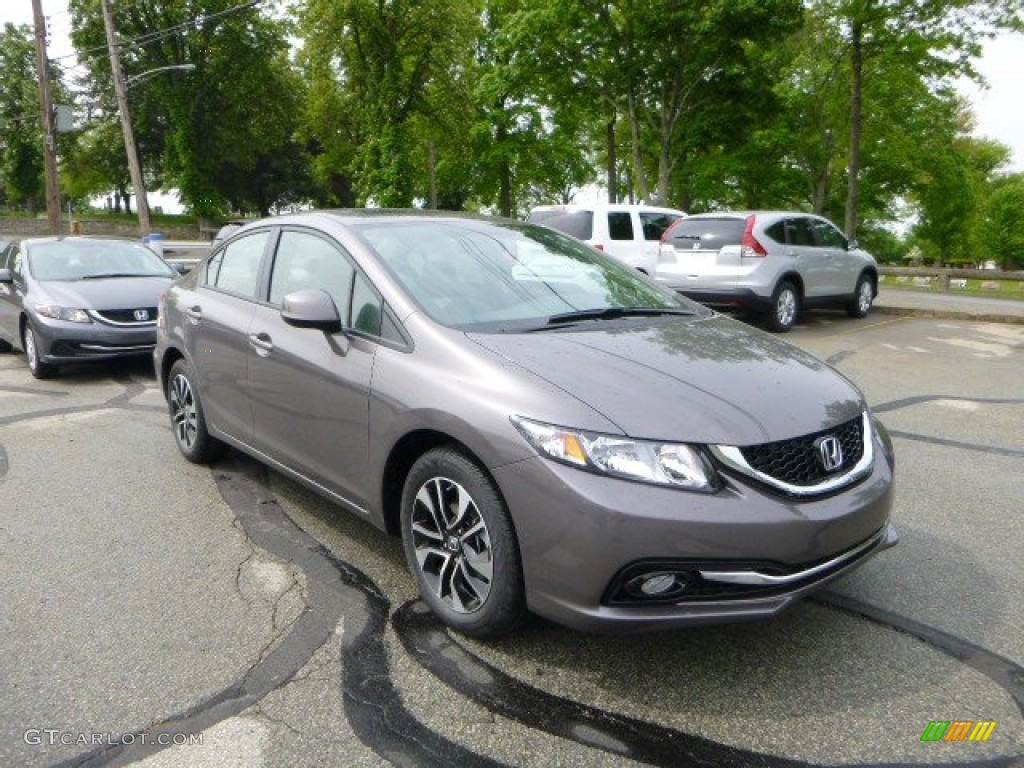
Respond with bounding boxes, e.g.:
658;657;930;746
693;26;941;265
34;304;91;323
512;417;720;492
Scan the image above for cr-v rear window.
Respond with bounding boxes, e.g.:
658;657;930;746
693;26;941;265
528;210;594;240
666;218;744;248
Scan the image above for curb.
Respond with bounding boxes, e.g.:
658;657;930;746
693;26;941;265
872;304;1024;326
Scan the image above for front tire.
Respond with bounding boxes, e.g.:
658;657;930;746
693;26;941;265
167;359;223;463
401;448;526;639
847;274;874;318
766;280;799;333
22;323;57;379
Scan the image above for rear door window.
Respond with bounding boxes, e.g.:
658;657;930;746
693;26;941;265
764;220;787;244
787;218;817;247
638;212;681;241
811;219;847;248
206;231;269;298
607;212;634;241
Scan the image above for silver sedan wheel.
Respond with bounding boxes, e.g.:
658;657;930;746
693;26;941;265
169;373;199;451
857;279;873;313
410;476;494;614
24;327;39;369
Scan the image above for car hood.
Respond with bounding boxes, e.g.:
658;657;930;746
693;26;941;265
38;277;173;311
468;315;864;446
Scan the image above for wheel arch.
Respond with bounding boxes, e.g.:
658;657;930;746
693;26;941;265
775;271;804;298
157;347;186;398
380;430;498;537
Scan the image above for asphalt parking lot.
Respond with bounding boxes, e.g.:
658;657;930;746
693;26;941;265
1;309;1021;768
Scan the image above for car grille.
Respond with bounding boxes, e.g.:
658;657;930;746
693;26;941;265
739;417;864;487
93;307;157;324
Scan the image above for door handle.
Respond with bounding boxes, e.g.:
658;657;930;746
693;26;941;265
248;332;274;355
185;305;202;323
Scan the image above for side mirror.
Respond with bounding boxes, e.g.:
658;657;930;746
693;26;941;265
847;239;859;251
281;289;342;333
0;268;11;283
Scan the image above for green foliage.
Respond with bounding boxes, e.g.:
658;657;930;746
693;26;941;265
0;23;45;211
980;174;1024;270
6;0;1011;258
69;0;309;217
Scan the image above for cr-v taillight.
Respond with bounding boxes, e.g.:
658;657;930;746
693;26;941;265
741;216;768;258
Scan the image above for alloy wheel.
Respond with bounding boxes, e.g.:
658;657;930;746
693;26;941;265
169;373;198;451
776;287;797;328
858;280;873;313
410;476;494;614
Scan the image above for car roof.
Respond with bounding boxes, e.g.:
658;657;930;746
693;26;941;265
20;235;145;247
530;203;685;215
683;210;825;219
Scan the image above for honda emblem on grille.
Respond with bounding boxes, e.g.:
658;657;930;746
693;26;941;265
134;309;149;321
815;436;844;472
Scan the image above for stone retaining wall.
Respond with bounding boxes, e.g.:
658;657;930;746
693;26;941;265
0;216;202;241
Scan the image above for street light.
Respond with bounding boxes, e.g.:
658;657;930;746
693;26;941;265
125;64;196;89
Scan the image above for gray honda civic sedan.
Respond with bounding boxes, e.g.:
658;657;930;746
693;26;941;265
0;236;178;378
154;210;897;638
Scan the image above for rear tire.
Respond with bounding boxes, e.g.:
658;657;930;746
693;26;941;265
401;447;526;639
766;281;799;333
167;359;223;463
847;274;874;318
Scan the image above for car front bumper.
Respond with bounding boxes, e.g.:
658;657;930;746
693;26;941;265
31;315;158;364
493;440;896;633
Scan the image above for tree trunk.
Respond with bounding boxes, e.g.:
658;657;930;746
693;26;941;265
497;122;512;217
626;84;650;203
606;115;617;204
845;18;863;239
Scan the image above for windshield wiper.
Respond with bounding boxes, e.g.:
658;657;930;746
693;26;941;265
80;273;160;280
543;306;695;326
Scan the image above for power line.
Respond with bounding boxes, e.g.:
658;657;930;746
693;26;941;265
49;0;265;64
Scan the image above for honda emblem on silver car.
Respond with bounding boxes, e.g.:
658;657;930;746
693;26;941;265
815;436;844;472
134;309;149;321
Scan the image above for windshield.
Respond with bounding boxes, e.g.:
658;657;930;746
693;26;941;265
355;218;705;332
27;240;177;281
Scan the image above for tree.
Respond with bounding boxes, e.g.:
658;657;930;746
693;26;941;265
299;0;481;208
813;0;1023;238
0;23;46;212
979;174;1024;270
69;0;307;217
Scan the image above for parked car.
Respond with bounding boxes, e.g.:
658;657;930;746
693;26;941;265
655;211;878;332
0;236;178;378
155;210;896;638
528;203;685;275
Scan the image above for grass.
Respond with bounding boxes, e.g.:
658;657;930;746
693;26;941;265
879;275;1024;301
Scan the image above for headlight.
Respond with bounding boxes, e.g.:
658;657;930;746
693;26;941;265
511;417;720;492
34;304;91;323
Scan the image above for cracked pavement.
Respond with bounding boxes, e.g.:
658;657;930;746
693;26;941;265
1;315;1022;767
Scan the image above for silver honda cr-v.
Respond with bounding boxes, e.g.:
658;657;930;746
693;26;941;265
656;211;878;332
155;210;896;638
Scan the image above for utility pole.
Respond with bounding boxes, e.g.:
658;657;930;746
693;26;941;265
31;0;61;235
102;0;151;236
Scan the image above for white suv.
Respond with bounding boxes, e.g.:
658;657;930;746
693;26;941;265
528;203;685;275
655;211;878;332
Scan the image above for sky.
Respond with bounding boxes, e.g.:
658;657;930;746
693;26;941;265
3;2;1023;174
